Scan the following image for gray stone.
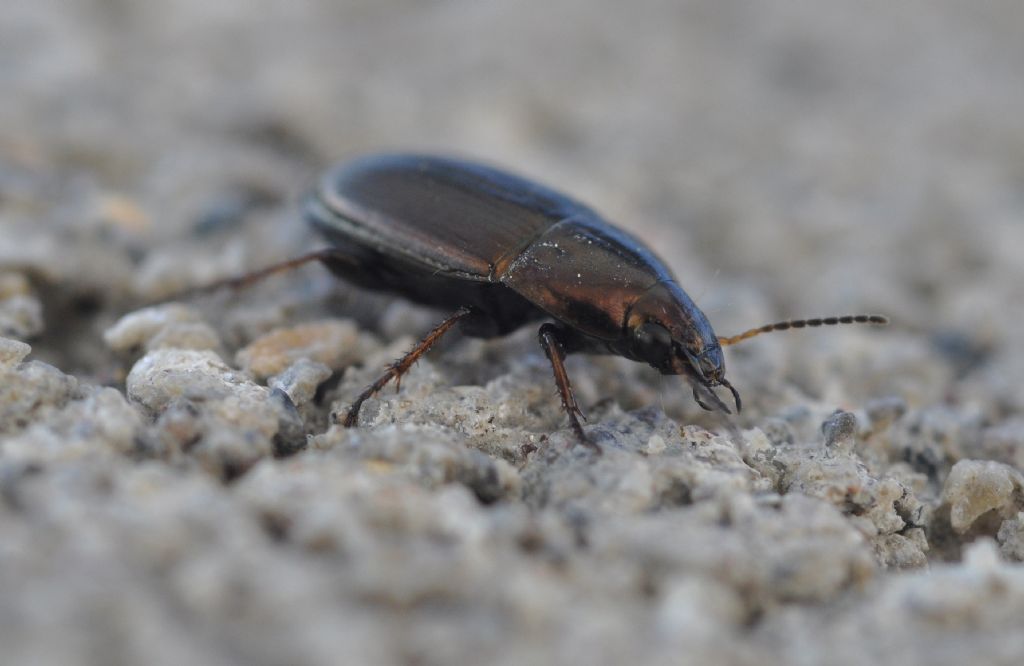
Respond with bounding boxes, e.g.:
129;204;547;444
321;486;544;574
0;293;44;339
0;337;31;368
104;304;214;353
126;349;279;477
0;357;78;435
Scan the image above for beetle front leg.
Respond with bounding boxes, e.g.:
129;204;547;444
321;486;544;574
538;323;600;452
341;306;474;427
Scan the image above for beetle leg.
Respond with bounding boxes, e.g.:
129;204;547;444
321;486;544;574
341;306;473;427
538;324;600;452
161;248;354;303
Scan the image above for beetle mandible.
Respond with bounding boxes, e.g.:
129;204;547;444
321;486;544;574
200;153;886;448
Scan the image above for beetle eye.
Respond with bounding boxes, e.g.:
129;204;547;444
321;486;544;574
634;322;672;361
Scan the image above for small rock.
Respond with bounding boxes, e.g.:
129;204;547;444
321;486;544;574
0;294;44;339
996;513;1024;562
0;337;31;368
0;387;142;463
312;423;521;503
104;304;210;352
822;410;858;453
92;193;151;233
147;322;221;351
127;348;266;412
979;418;1024;471
941;459;1024;534
0;272;32;299
892;407;984;480
872;530;929;570
0;358;78;435
656;577;746;638
127;349;279;478
269;388;307;457
236;319;371;380
0;273;43;339
758;418;795;446
864;395;907;431
646;434;667;455
268;358;333;407
962;537;1003;571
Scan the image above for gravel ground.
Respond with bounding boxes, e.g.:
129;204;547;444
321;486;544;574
3;1;1024;665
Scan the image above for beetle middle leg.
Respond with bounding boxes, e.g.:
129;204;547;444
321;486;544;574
340;306;474;427
538;323;600;452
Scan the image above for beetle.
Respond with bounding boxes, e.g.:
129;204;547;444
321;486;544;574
200;153;886;448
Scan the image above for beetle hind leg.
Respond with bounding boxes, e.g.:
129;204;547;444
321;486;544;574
157;248;354;304
341;306;473;427
538;324;600;453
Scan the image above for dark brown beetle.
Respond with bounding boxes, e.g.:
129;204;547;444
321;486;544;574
206;153;885;448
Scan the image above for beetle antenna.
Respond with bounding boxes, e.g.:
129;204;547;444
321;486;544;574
718;314;888;347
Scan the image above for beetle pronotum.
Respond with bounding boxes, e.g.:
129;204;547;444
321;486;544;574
188;154;887;448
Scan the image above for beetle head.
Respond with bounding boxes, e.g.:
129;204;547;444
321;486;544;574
628;282;741;414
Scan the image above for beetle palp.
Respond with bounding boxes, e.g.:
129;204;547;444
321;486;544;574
691;382;732;415
719;377;742;413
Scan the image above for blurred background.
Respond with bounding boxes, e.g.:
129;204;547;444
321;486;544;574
2;0;1023;407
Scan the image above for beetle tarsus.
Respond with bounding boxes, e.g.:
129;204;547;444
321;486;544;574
538;324;600;453
342;306;474;428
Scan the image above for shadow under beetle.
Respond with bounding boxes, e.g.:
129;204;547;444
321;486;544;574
198;153;886;449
